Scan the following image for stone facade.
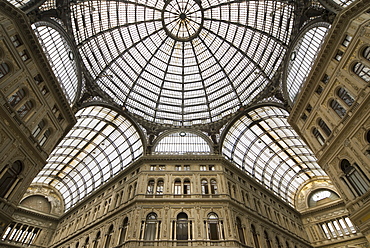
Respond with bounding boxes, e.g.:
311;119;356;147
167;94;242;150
289;0;370;243
0;0;75;237
47;156;312;248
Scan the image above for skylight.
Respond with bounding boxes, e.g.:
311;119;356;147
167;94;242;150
286;23;330;104
33;106;143;211
153;131;212;155
32;21;80;105
222;106;327;206
70;0;294;125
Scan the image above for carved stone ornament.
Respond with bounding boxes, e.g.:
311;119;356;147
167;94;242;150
22;184;64;215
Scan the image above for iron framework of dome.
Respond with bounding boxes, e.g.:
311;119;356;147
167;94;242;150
71;0;295;125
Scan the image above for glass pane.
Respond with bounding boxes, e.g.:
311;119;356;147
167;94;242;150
33;106;143;211
331;0;356;8
5;0;32;8
33;23;79;105
286;25;329;103
354;62;370;82
0;63;9;78
222;106;326;206
70;0;295;125
154;132;211;154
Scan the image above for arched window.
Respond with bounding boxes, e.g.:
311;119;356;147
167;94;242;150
147;180;155;194
330;99;346;118
183;179;190;195
286;241;290;248
75;242;79;248
17;100;33;119
308;189;340;207
264;231;272;248
153;131;212;155
174;179;181;195
84;237;89;247
236;217;245;244
367;130;370;143
341;159;369;196
318;118;332;137
251;225;260;248
104;225;113;248
232;185;237;199
207;213;220;240
92;206;100;220
8;88;26;107
353;62;370;82
156;180;164;194
104;200;111;214
337;87;354;107
313;128;325;145
228;182;232;196
0;160;23;198
210;179;218;194
119;217;129;244
39;128;51;146
363;46;370;60
0;62;10;79
32;120;46;137
20;195;51;213
93;231;100;248
32;23;79;104
201;179;209;194
276;236;282;248
128;185;133;200
176;212;188;241
133;182;137;197
285;24;330;103
144;213;158;241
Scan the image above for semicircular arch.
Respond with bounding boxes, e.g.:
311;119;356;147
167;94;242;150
152;129;213;155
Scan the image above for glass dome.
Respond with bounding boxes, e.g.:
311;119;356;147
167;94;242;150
71;0;295;125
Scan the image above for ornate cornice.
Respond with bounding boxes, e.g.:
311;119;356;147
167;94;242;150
15;206;59;222
300;199;345;216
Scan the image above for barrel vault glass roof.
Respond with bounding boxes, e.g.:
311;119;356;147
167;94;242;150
33;106;143;210
222;106;327;205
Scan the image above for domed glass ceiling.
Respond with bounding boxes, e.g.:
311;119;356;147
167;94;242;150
71;0;294;125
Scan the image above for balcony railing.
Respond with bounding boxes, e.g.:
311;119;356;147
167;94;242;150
113;239;253;248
